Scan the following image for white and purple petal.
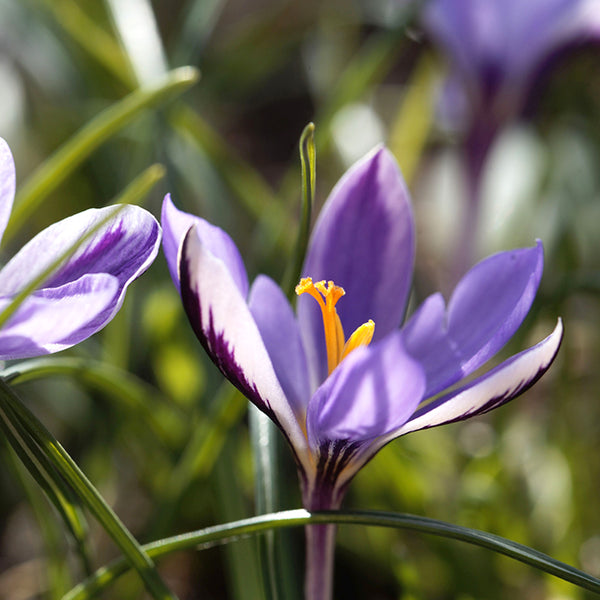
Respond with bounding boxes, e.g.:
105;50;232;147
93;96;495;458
298;147;415;386
0;274;119;360
248;274;311;418
0;138;16;243
396;319;563;436
161;195;248;296
403;242;543;396
179;227;310;466
0;205;160;295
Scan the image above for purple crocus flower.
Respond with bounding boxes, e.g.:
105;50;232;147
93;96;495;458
0;138;161;359
423;0;600;271
424;0;600;139
162;147;562;600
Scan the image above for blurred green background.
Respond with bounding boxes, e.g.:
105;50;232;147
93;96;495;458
0;0;599;598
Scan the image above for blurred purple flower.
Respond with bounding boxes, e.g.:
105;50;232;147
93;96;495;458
422;0;600;274
163;146;562;514
0;138;161;359
424;0;600;137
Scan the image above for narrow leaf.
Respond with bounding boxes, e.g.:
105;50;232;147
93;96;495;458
0;379;178;600
63;509;600;600
3;66;198;244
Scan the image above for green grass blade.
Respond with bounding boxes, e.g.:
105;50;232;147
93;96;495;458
283;122;315;299
1;357;182;447
110;163;166;206
3;66;198;245
33;0;135;87
0;415;92;578
0;379;179;600
63;509;600;600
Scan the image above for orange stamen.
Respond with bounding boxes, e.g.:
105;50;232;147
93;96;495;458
296;277;375;374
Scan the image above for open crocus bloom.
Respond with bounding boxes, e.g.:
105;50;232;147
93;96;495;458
162;147;562;511
423;0;600;131
0;138;161;360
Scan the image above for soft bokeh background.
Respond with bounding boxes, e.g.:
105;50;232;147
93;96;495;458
1;0;600;598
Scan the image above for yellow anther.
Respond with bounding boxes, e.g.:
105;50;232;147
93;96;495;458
340;319;375;362
296;277;374;375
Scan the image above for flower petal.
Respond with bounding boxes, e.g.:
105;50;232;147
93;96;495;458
403;243;543;396
0;204;160;299
396;319;563;436
306;332;425;447
299;147;415;386
0;273;119;360
0;138;16;243
161;194;248;296
248;274;310;418
179;226;309;465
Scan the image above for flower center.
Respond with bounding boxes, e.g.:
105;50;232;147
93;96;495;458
295;277;375;375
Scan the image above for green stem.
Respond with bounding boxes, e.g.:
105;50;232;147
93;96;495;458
62;509;600;600
0;379;178;600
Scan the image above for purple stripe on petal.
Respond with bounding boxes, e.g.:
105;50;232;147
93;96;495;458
299;147;415;386
179;227;310;466
395;319;563;436
0;205;160;299
161;194;248;297
0;138;15;243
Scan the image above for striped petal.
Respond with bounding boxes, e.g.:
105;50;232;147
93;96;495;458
396;319;563;436
161;194;248;296
179;226;309;465
0;274;119;360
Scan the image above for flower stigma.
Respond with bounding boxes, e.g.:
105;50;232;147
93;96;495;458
296;277;375;375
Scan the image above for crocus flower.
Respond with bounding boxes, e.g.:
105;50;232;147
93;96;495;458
0;138;161;359
162;147;562;600
424;0;600;140
422;0;600;271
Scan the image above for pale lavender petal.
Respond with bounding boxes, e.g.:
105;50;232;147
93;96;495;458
298;147;415;386
0;273;119;360
179;227;310;467
306;332;425;447
0;138;16;243
0;205;160;307
396;319;563;436
248;274;310;417
403;243;543;396
161;194;248;296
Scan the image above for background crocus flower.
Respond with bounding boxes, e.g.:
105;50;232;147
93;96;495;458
424;0;600;138
422;0;600;271
162;147;562;600
0;138;161;360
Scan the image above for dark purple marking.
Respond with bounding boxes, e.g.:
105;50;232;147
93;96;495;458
48;219;158;288
407;337;562;431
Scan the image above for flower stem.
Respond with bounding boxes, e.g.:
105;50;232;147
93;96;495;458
304;523;337;600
